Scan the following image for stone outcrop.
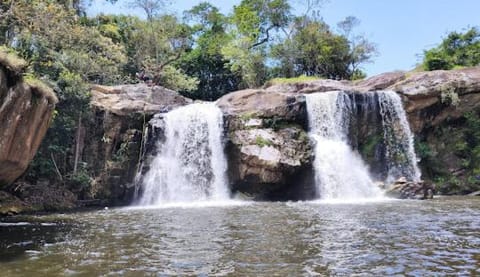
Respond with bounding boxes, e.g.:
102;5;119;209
0;51;57;187
90;84;192;116
218;89;314;199
220;67;480;198
385;177;434;200
80;84;192;205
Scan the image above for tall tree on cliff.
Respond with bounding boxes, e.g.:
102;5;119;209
337;16;378;79
123;0;198;91
179;2;241;100
222;0;292;88
270;16;351;79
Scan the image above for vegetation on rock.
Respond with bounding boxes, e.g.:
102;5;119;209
422;27;480;71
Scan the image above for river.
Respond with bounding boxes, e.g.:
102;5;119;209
1;197;479;276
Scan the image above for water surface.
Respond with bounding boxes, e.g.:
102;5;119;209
1;197;479;276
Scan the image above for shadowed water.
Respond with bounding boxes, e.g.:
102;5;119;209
1;197;479;276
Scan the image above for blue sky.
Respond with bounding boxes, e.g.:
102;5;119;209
88;0;480;76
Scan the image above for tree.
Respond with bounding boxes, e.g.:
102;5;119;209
423;27;480;71
337;16;377;79
126;0;169;21
270;17;351;79
222;0;292;88
179;2;241;100
233;0;291;49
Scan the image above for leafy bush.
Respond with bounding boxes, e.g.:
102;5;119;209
423;27;480;71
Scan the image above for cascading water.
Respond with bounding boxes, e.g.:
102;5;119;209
306;92;382;200
138;102;229;206
378;91;421;182
306;90;421;200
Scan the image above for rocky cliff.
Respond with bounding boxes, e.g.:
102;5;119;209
0;51;57;187
217;67;480;197
81;67;480;202
81;84;191;205
3;64;480;214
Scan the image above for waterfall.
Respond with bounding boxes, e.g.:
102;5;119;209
378;91;421;182
138;102;229;206
306;92;382;200
306;90;420;200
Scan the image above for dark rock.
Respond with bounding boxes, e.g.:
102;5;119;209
468;190;480;196
385;177;435;200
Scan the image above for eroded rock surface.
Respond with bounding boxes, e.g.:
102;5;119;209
218;88;314;199
0;56;57;187
385;177;434;200
82;84;192;205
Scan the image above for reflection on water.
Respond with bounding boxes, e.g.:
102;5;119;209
0;197;479;276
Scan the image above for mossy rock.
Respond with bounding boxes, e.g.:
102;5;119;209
0;46;27;75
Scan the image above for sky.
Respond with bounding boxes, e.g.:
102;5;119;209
88;0;480;77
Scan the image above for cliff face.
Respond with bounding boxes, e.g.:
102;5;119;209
3;64;480;214
80;84;192;205
258;67;480;194
0;55;57;187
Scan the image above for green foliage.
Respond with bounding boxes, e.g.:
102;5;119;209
156;65;198;92
270;16;375;80
179;3;241;100
0;46;27;74
415;140;433;160
255;136;273;147
360;135;382;162
233;0;291;47
440;86;460;106
423;27;480;71
222;35;268;89
67;163;92;197
265;75;320;86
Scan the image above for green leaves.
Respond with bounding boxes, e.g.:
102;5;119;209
423;27;480;71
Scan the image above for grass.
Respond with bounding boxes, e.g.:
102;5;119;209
24;75;58;104
255;136;273;147
239;112;257;121
264;75;321;87
0;46;27;75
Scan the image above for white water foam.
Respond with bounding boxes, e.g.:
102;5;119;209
378;91;421;182
137;102;230;206
306;92;383;200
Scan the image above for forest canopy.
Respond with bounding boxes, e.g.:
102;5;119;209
0;0;377;100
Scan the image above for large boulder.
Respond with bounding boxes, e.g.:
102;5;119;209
91;84;192;116
218;88;314;200
0;52;57;187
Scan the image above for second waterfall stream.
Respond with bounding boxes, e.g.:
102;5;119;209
306;90;421;201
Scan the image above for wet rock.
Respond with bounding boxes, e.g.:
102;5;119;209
385;177;435;200
468;190;480;196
